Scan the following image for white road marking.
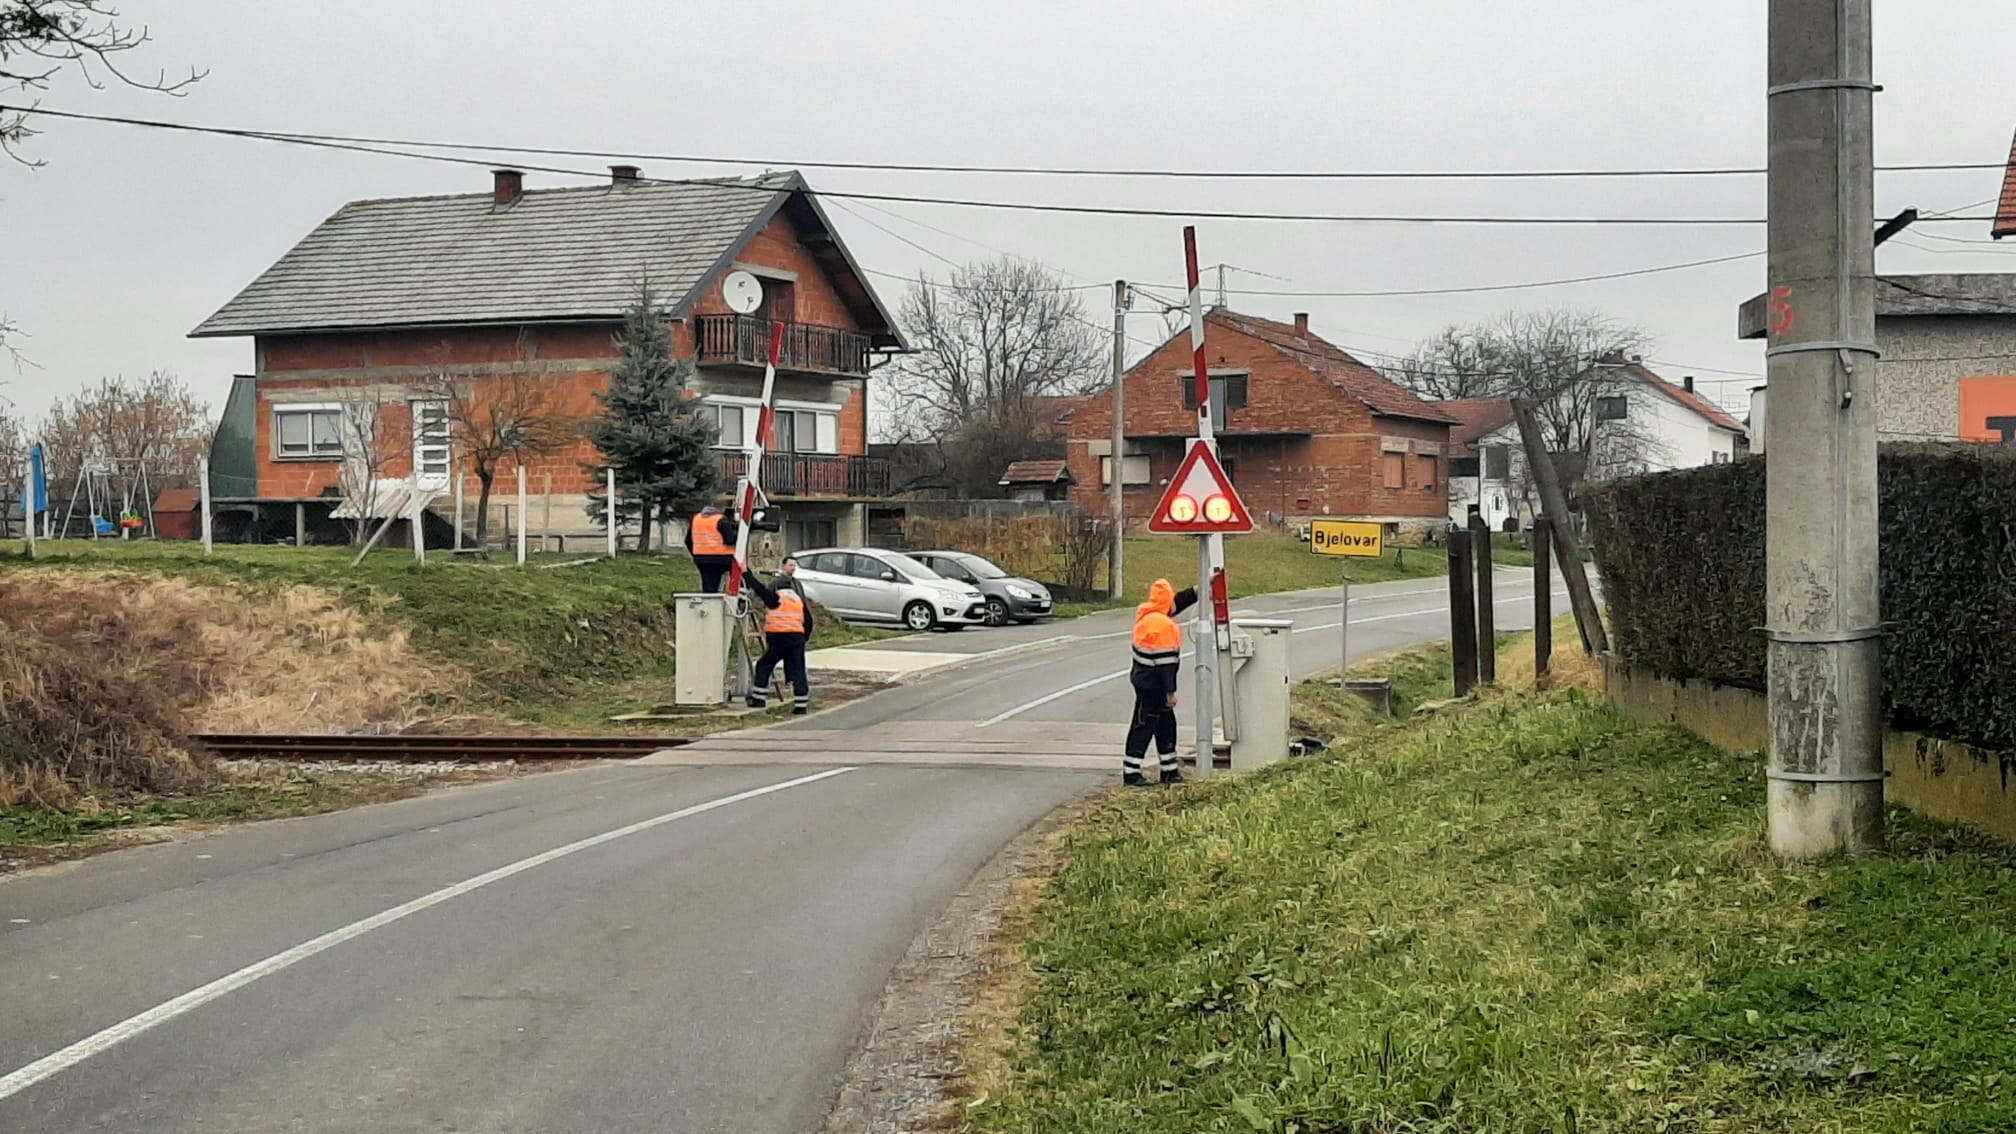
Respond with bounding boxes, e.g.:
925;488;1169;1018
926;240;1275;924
978;589;1570;726
0;766;856;1103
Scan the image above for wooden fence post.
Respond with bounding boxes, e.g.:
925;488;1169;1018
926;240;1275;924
1448;527;1479;695
1533;515;1553;684
1470;513;1495;684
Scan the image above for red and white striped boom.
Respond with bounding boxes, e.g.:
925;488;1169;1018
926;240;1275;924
725;321;786;599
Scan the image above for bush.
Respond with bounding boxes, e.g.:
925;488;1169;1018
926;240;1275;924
1584;444;2016;751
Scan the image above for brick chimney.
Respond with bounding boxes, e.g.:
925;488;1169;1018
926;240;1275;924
492;168;524;207
1683;375;1695;393
1293;312;1309;336
610;164;640;187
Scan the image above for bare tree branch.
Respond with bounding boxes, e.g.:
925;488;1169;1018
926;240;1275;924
1;1;205;163
424;363;583;551
883;257;1105;496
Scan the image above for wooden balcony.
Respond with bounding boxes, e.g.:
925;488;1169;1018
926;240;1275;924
716;452;892;499
694;314;873;378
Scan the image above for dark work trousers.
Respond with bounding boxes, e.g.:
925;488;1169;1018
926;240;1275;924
1123;684;1180;777
750;634;811;711
696;556;733;594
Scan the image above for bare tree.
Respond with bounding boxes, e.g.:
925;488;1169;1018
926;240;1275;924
887;257;1106;496
2;1;204;162
1386;324;1511;401
428;369;583;551
39;371;210;494
331;386;393;545
1395;308;1665;508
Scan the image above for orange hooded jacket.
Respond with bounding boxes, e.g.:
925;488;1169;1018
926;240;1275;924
1130;578;1198;695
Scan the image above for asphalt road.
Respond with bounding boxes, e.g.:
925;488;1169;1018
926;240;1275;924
0;570;1560;1132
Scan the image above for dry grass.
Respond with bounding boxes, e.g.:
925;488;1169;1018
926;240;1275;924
1497;612;1606;696
0;573;459;805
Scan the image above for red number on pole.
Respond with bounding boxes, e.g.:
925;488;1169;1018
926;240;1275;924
1768;285;1795;335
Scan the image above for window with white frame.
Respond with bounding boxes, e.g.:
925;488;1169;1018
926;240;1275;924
698;397;839;454
274;406;345;459
411;399;451;483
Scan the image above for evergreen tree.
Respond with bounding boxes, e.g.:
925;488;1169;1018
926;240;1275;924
588;285;721;549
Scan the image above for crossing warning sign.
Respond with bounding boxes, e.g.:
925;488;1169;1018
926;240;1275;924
1147;439;1254;535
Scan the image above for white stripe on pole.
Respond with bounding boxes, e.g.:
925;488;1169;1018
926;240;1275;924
198;464;212;556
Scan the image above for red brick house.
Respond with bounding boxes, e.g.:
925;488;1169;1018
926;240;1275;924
193;168;904;548
1065;310;1456;535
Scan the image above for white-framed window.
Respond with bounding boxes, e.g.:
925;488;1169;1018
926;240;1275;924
274;405;345;459
697;396;840;455
698;402;750;450
411;399;451;485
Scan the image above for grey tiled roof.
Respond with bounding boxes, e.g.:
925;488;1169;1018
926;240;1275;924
192;173;802;337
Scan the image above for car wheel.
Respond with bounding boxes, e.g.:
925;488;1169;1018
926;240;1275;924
902;601;936;632
984;597;1010;626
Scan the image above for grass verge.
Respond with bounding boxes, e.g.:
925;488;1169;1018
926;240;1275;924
965;648;2016;1131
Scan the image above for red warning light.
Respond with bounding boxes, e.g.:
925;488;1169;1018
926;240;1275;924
1167;494;1199;523
1203;494;1233;524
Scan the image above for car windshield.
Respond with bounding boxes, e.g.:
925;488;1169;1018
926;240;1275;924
878;551;942;580
954;554;1010;579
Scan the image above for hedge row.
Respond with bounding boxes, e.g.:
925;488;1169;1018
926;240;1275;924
1584;444;2016;752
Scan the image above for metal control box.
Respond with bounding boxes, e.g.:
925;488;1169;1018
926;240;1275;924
674;593;734;706
1227;617;1293;771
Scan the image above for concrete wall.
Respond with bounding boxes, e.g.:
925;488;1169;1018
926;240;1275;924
1605;659;2016;845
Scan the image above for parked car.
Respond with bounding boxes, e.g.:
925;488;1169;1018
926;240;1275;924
791;547;988;632
908;550;1054;626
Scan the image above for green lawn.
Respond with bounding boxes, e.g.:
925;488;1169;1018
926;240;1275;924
1053;534;1450;618
967;686;2016;1132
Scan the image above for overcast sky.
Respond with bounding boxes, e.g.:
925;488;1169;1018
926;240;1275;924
8;0;2016;427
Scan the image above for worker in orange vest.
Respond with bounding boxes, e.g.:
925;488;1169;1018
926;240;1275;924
744;557;815;715
684;504;739;592
1125;577;1199;786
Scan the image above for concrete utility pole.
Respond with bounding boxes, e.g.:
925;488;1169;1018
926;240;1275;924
1764;0;1883;857
1109;279;1129;601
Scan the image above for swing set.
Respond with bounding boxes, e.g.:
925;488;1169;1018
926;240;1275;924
57;457;158;540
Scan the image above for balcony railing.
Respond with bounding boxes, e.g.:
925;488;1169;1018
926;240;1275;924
694;314;873;378
717;452;892;499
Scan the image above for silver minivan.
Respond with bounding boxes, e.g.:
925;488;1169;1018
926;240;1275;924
791;548;988;631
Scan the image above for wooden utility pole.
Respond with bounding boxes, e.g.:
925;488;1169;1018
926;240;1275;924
1109;279;1128;600
1448;528;1478;695
1533;515;1553;684
1470;513;1495;684
1764;0;1883;856
1509;399;1608;655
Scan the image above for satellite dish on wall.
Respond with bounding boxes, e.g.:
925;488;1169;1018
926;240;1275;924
721;270;764;315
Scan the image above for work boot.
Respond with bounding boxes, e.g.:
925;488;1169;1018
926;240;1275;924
792;706;809;716
1160;769;1185;786
745;696;766;710
1122;772;1149;787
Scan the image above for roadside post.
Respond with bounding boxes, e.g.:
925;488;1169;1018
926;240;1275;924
1469;514;1495;684
1309;518;1383;682
604;468;618;559
1533;515;1553;683
198;463;212;556
1448;527;1478;695
19;451;35;559
516;465;528;566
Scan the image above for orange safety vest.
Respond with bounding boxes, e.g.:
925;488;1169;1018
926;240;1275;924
765;589;808;635
690;512;731;557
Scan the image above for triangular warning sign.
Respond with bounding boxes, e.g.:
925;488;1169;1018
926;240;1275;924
1147;439;1254;534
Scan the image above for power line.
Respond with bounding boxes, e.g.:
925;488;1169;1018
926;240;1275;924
11;104;2010;182
9;104;2004;227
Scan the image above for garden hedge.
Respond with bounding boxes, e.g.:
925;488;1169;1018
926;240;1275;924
1584;444;2016;752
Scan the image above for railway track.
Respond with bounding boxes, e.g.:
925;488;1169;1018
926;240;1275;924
193;734;693;763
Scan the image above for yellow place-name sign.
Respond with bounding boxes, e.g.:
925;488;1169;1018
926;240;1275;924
1310;519;1384;558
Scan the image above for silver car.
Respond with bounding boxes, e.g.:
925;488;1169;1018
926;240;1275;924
790;547;988;632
